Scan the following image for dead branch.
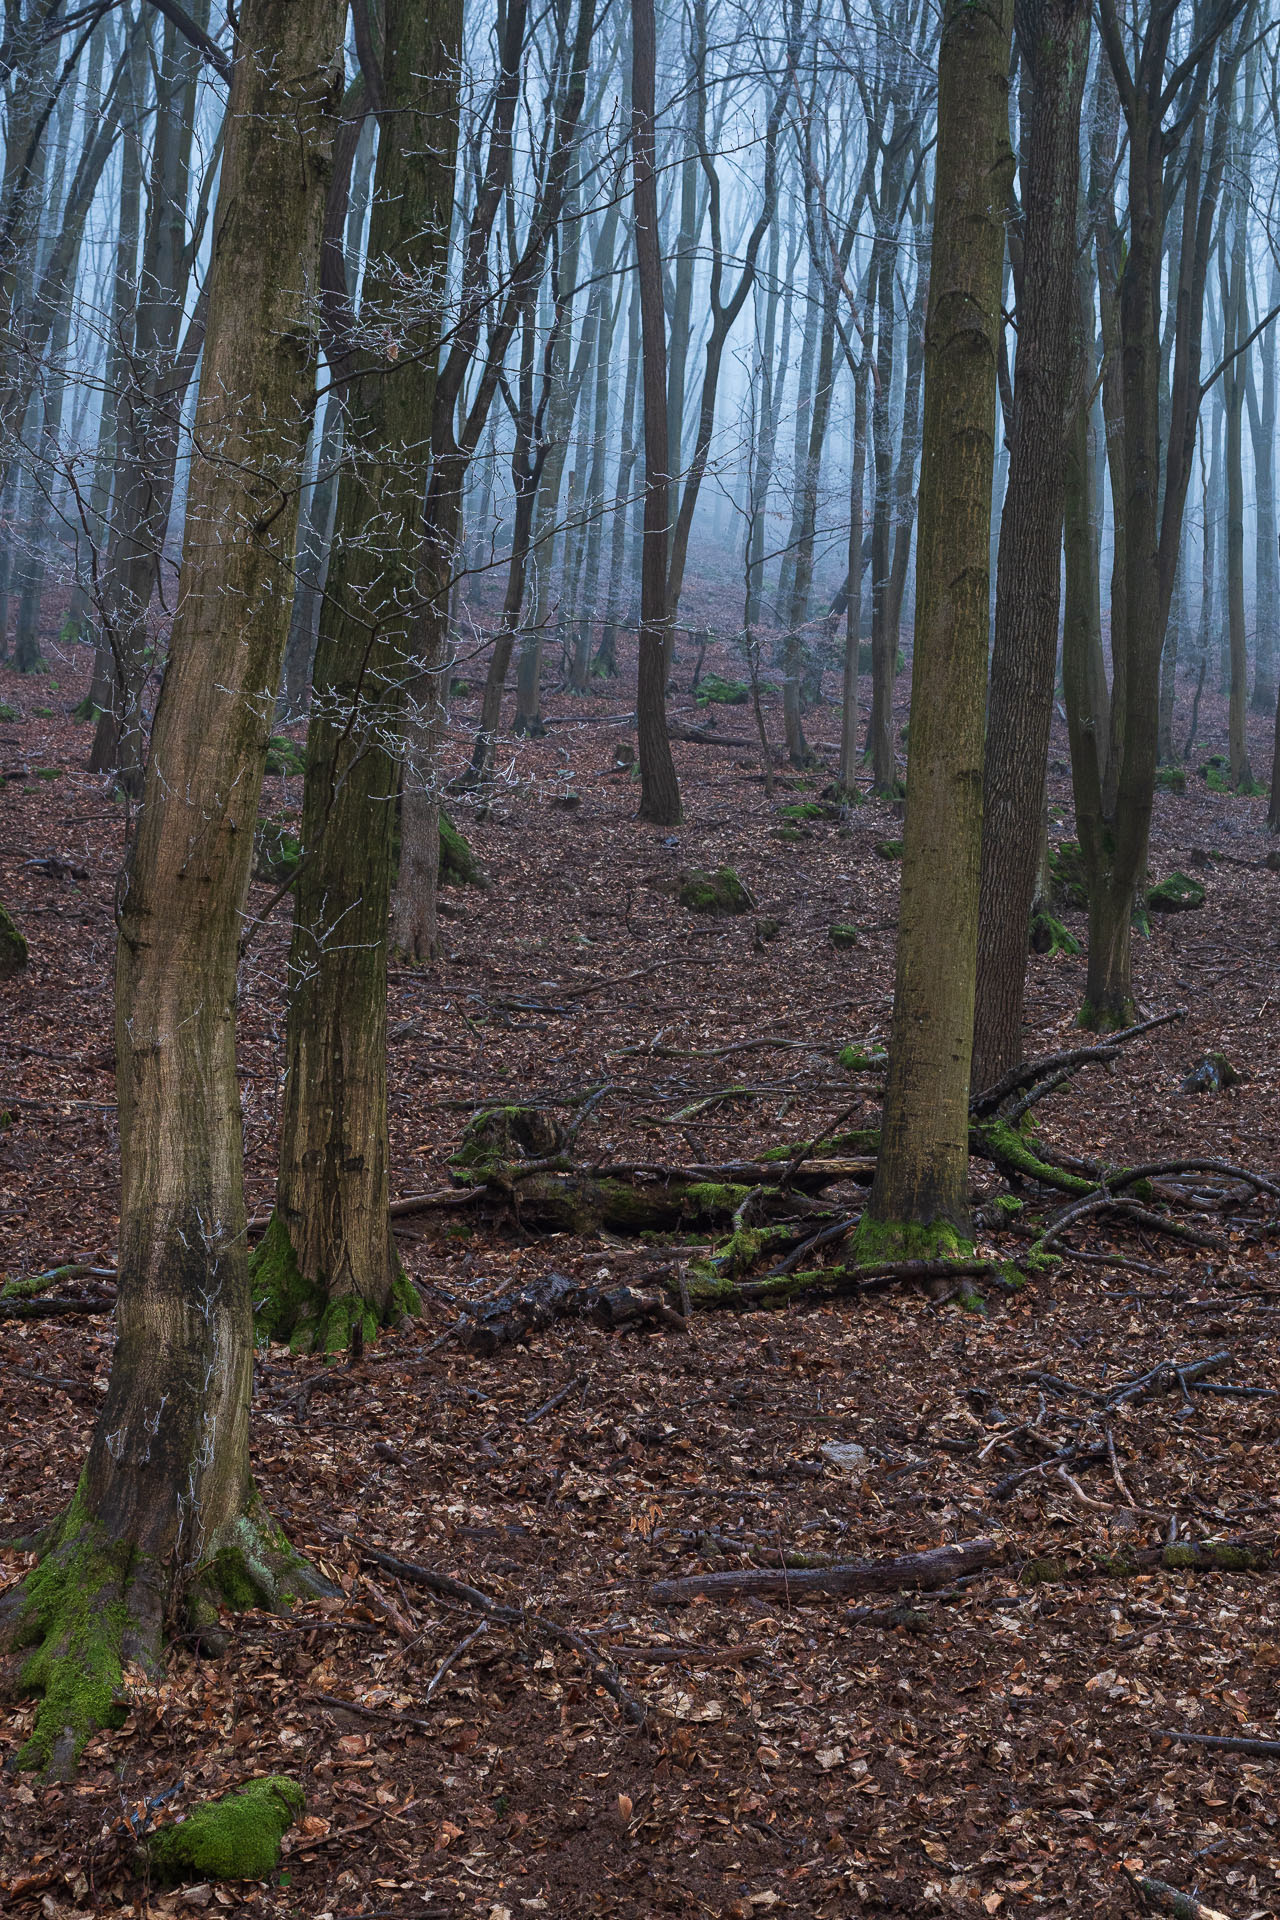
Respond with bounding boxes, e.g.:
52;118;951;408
970;1009;1186;1117
1155;1729;1280;1758
0;1289;117;1321
1123;1867;1234;1920
650;1537;996;1604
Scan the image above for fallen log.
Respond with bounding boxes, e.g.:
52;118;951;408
0;1289;117;1321
1154;1729;1280;1759
651;1536;996;1604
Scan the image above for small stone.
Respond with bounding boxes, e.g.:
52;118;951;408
819;1441;868;1473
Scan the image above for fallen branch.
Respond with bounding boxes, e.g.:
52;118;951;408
970;1010;1186;1118
0;1289;117;1321
650;1536;996;1604
1122;1867;1234;1920
1154;1729;1280;1758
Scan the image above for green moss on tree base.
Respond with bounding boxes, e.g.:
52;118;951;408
147;1777;305;1882
1076;998;1138;1034
250;1212;415;1354
7;1488;133;1776
847;1217;974;1266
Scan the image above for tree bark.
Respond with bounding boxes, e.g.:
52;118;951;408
859;0;1014;1248
632;0;681;825
0;0;346;1778
260;0;463;1353
971;0;1089;1093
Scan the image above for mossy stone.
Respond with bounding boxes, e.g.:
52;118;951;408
1155;764;1187;793
1049;840;1089;910
829;923;860;951
147;1777;304;1882
694;672;749;707
1180;1051;1238;1094
837;1043;886;1072
874;838;903;860
440;809;486;886
264;734;306;777
252;816;300;884
0;899;28;978
678;865;753;915
0;702;18;721
1029;910;1080;956
1148;871;1205;913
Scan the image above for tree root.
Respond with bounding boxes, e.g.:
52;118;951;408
1;1492;335;1778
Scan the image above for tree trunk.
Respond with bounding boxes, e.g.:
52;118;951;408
632;0;681;825
838;358;870;794
857;0;1014;1250
259;0;462;1353
0;0;345;1779
971;0;1089;1094
1247;258;1278;715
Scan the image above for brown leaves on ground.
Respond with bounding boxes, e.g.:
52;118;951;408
3;629;1280;1917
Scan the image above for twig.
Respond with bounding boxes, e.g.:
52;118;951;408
422;1620;489;1702
1154;1729;1280;1758
970;1009;1186;1117
306;1689;436;1734
524;1370;589;1425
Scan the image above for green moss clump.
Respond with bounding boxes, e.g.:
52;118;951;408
761;1127;880;1163
1048;840;1089;910
874;838;903;860
974;1119;1095;1195
678;865;753;915
252;815;300;884
264;734;306;777
390;1269;422;1320
35;766;61;781
10;1487;133;1775
829;923;860;951
70;694;99;723
1019;1556;1069;1585
778;801;829;823
440;809;486;886
771;825;809;844
846;1216;973;1267
993;1194;1024;1218
1029;910;1080;956
0;899;28;979
683;1181;755;1221
147;1777;305;1883
1161;1541;1269;1572
695;672;750;707
1148;871;1206;913
0;702;18;721
838;1044;887;1073
1155;764;1187;793
250;1214;315;1345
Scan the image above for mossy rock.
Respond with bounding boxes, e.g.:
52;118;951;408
264;734;306;777
1180;1051;1238;1094
837;1043;887;1072
147;1777;304;1883
1029;910;1080;956
440;809;486;887
0;702;19;722
1049;840;1089;910
1155;764;1187;793
694;672;749;707
252;816;300;884
0;899;28;978
1148;871;1205;913
771;825;810;844
874;838;903;860
450;1103;563;1180
829;923;860;951
753;916;783;948
32;705;53;717
778;801;831;823
678;865;753;915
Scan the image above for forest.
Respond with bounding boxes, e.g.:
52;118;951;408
4;0;1280;1912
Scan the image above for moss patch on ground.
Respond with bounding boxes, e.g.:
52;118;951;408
147;1777;305;1882
0;898;28;977
678;865;754;915
1148;871;1206;913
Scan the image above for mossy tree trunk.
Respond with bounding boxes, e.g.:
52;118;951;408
971;0;1090;1091
859;0;1014;1249
260;0;463;1352
0;0;345;1777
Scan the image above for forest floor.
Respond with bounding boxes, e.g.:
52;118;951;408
3;625;1280;1920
